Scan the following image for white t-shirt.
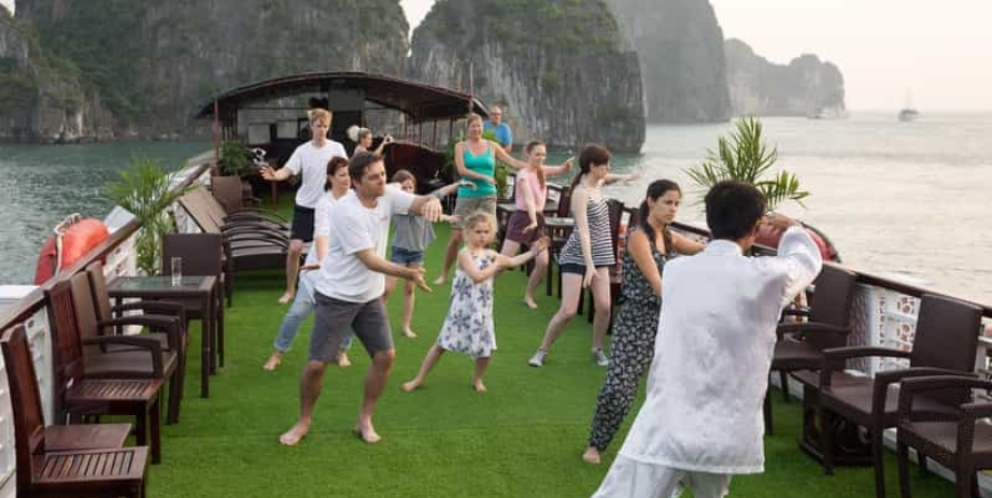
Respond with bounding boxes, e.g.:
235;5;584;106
283;140;347;208
313;186;416;303
299;193;341;297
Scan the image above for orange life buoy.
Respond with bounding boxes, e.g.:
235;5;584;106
34;216;110;284
755;222;840;262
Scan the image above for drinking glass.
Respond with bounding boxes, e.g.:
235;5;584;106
170;257;182;286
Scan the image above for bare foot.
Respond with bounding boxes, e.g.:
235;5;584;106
278;292;294;304
582;447;601;465
352;424;381;444
279;421;310;446
432;274;446;285
401;379;421;392
337;351;351;368
524;297;539;310
263;351;283;371
402;328;418;339
473;380;488;393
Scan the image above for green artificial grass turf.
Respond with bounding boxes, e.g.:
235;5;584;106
144;204;956;497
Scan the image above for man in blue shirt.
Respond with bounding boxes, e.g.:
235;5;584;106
483;105;514;153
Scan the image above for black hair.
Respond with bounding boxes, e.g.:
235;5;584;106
704;181;767;241
325;156;349;191
638;180;680;255
348;151;383;183
571;143;610;191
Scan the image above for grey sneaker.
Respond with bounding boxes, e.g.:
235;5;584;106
593;349;609;367
528;349;547;367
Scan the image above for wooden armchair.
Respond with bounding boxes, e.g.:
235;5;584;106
583;198;625;321
896;375;992;498
85;262;188;424
764;264;857;435
46;277;167;464
817;293;983;498
2;326;148;498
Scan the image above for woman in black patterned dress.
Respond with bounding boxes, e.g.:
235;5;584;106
582;180;705;465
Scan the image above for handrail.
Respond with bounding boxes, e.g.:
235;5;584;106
0;158;213;330
669;220;992;317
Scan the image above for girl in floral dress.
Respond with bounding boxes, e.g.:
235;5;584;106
402;211;549;393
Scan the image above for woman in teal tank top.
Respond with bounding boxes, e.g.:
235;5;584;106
434;112;569;285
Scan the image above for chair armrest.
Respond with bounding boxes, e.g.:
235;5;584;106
819;346;911;387
776;322;850;341
81;336;163;376
99;316;182;351
897;375;985;421
874;368;976;416
781;306;811;318
111;301;187;323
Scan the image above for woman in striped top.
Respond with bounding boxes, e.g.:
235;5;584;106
529;144;617;368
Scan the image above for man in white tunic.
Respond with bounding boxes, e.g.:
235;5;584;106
592;181;822;498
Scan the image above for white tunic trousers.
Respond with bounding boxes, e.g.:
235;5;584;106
594;227;821;497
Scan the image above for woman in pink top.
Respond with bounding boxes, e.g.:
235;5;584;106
499;140;572;308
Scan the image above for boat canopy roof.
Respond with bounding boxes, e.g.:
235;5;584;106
197;71;488;123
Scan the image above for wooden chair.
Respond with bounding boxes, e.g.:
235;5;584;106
763;264;858;435
85;262;188;424
817;293;983;498
896;375;992;498
162;232;226;368
2;326;148;498
547;186;573;297
46;278;166;464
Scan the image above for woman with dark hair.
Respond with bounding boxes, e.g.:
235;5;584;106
498;140;571;309
528;144;619;368
581;179;704;465
263;157;355;371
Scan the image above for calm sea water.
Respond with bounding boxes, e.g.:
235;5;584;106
1;113;990;304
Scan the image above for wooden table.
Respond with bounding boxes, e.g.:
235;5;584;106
107;275;219;398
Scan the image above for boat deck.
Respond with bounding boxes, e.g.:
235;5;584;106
139;218;956;497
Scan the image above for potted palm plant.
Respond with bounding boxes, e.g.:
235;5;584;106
218;140;252;178
685;118;837;260
105;158;192;275
685;117;808;211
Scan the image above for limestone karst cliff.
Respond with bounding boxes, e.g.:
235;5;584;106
12;0;410;140
0;5;113;142
605;0;731;123
725;38;846;117
408;0;645;152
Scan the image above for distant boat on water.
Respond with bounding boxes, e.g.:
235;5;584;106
898;91;919;122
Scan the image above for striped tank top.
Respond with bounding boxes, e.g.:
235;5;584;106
559;196;616;267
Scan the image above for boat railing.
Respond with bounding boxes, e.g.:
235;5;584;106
0;153;213;496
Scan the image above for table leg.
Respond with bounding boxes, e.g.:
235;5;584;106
200;291;212;398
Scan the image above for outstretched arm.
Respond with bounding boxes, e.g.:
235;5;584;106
458;250;501;284
355;249;431;292
671;232;705;255
542;157;574;177
492;142;530;170
496;238;549;270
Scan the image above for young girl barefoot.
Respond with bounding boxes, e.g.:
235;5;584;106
382;170;465;338
402;212;549;393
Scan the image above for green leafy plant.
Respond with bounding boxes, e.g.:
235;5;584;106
685;117;809;211
105;158;191;275
482;130;513;198
218;140;252;177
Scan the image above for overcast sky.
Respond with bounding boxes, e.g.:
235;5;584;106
402;0;992;111
5;0;988;110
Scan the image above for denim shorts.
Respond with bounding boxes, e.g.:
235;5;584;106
389;247;424;265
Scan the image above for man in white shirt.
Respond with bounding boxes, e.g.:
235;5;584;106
592;181;822;498
260;108;348;304
279;151;443;446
